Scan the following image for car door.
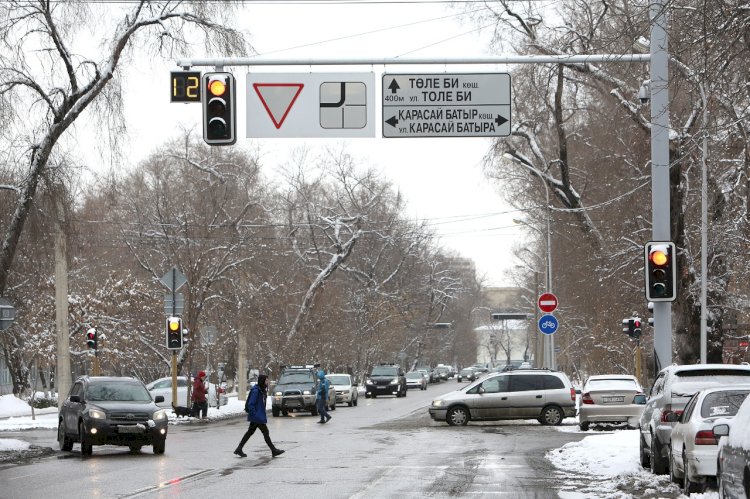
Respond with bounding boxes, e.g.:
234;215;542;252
63;382;85;433
507;374;545;418
471;375;510;419
671;392;699;472
148;378;173;407
642;372;666;446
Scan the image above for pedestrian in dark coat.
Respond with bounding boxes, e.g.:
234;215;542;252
316;369;332;424
234;374;284;458
191;371;208;419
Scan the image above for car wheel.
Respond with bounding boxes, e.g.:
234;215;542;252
669;447;681;484
639;432;651;468
579;421;589;431
347;400;353;407
58;421;73;452
683;450;701;493
540;406;563;426
717;461;726;499
446;406;470;426
330;401;336;411
272;407;280;417
79;423;93;457
650;433;667;475
153;439;166;455
403;386;407;397
743;465;750;499
371;394;377;399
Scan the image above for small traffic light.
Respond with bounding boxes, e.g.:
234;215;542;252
202;72;236;145
632;318;642;339
645;241;677;302
86;327;98;350
622;318;634;336
166;316;183;349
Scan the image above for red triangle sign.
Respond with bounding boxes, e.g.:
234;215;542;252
253;83;304;129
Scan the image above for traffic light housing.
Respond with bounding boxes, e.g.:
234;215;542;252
166;316;183;349
202;72;236;145
86;328;97;350
632;318;642;339
645;241;677;302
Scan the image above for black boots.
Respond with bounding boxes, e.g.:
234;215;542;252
234;448;247;458
272;448;285;457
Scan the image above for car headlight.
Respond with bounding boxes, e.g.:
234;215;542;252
366;379;373;385
303;390;311;395
432;400;444;407
152;409;167;421
89;409;106;419
389;378;399;385
274;391;282;397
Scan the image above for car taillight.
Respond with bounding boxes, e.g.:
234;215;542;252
219;387;225;394
581;392;594;405
694;430;717;445
571;388;577;402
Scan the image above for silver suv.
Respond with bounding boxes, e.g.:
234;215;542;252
638;363;750;475
429;369;577;426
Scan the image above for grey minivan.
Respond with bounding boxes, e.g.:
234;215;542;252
429;369;577;426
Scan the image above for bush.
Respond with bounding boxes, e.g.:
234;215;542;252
30;396;57;409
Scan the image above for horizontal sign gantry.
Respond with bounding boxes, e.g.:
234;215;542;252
382;73;511;138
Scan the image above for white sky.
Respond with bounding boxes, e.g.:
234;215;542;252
0;393;717;498
116;2;526;287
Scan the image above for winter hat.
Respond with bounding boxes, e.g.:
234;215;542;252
318;370;326;379
198;371;206;379
257;374;268;392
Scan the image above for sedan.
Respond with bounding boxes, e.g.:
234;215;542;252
713;389;750;498
327;373;358;407
406;371;427;390
146;376;227;409
457;368;478;383
668;385;750;494
578;374;645;431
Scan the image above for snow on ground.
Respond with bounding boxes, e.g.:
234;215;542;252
0;393;721;497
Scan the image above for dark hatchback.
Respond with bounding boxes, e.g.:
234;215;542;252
365;364;407;398
58;376;169;456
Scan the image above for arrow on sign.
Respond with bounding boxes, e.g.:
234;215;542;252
388;79;400;94
385;116;399;127
494;115;508;126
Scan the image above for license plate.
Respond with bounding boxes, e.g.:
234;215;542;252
118;425;144;434
602;396;625;404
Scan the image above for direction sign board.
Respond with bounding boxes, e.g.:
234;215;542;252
160;267;187;292
538;293;558;313
246;72;376;138
382;73;511;138
538;314;559;335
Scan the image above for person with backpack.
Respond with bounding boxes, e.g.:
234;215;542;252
234;374;284;458
316;369;332;424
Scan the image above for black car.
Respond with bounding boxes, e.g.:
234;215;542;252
365;364;407;398
58;376;169;456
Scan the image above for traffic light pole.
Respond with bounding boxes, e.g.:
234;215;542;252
650;0;672;373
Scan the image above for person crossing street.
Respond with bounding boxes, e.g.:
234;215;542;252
316;369;332;424
234;374;285;458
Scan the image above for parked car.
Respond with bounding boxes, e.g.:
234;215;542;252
457;367;478;383
667;385;750;493
639;363;750;475
145;376;227;409
429;368;577;426
58;376;169;456
271;364;335;417
578;374;646;431
327;373;358;407
714;392;750;499
406;371;427;390
366;363;407;398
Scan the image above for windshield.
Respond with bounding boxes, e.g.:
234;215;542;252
406;372;422;379
371;367;398;376
86;381;151;402
327;375;350;385
278;372;315;384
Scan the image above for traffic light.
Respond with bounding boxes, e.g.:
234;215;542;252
622;318;634;336
202;72;236;145
632;318;642;339
645;241;677;302
166;316;183;349
86;328;97;350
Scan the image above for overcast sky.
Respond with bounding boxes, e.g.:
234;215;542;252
119;1;528;287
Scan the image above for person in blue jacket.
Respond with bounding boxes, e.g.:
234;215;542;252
316;369;332;424
234;374;284;457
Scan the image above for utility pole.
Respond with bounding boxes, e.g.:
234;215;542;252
54;191;71;407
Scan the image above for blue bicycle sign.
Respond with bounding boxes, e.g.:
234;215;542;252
538;314;558;335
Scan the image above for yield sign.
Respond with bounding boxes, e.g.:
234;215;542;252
538;292;558;313
252;83;304;129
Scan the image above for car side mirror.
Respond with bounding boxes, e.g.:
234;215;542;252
154;395;165;403
70;395;81;403
713;424;730;437
633;394;647;405
665;412;680;423
575;389;582;395
478;386;485;395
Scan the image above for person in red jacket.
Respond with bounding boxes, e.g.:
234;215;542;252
192;371;208;420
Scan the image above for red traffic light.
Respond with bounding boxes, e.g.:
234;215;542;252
634;320;641;328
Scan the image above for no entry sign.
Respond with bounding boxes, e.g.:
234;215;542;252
538;293;558;313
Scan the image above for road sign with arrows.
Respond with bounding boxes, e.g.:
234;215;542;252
381;73;511;138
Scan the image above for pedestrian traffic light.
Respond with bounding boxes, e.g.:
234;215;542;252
632;318;642;339
202;72;236;145
86;327;97;350
166;316;183;349
645;241;677;302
